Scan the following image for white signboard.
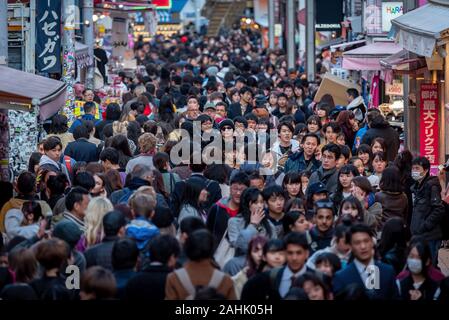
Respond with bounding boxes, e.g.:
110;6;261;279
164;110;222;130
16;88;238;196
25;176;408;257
274;24;282;37
382;2;403;32
385;82;404;96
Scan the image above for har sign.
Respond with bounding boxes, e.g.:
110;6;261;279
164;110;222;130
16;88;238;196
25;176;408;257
382;2;403;32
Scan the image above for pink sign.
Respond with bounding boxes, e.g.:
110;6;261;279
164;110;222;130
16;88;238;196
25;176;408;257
419;83;439;173
418;0;428;6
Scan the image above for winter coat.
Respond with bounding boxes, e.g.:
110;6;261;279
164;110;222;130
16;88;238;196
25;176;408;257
375;191;409;230
410;175;445;241
361;116;400;162
308;166;339;194
284;151;321;174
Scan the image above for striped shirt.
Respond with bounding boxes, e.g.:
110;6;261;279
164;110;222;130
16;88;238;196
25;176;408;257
62;211;86;232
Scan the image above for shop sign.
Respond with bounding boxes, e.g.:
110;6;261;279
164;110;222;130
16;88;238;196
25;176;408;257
364;0;382;35
316;0;344;31
36;0;61;73
153;0;172;10
385;82;403;96
274;24;282;37
419;83;439;170
382;2;403;32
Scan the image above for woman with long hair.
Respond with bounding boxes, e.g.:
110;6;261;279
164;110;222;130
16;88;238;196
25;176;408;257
336;195;365;225
377;217;407;275
104;169;123;197
76;197;114;252
393;150;415;229
396;238;445;300
336;110;358;147
109;134;133;169
157;95;176;131
331;164;360;209
351;176;382;229
375;166;409;231
228;187;277;252
178;179;207;224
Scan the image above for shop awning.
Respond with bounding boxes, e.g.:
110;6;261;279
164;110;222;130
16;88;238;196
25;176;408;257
0;66;67;120
342;42;403;70
390;1;449;57
330;39;366;52
379;49;426;71
75;41;94;68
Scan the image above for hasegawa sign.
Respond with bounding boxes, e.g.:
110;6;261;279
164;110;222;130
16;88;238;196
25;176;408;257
382;2;403;32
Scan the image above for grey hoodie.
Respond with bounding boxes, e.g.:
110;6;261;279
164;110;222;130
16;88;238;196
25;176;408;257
38;155;71;183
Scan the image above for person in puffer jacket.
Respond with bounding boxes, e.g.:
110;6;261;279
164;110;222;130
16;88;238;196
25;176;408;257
125;192;160;251
410;156;446;265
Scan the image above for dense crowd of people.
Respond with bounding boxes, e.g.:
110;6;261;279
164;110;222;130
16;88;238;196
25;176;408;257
0;29;449;301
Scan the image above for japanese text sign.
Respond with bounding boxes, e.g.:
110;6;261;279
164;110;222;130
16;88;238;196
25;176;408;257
419;83;439;167
36;0;61;73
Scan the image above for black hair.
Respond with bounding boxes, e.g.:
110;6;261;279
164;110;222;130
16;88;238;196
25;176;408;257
73;124;90;140
21;201;42;223
284;198;306;214
245;113;258;123
306;115;322;130
283;210;307;235
127;121;141;148
412;156;431;171
379;166;402;192
372;151;387;163
17;171;36;195
83;101;96;114
238;187;273;238
262;185;286;201
179;216;206;235
335;164;359;193
277;122;294;134
339;145;351;160
99;147;119;165
323;121;342;134
181;179;204;210
82;120;95;135
65;187;89;211
28;152;42;173
345;223;374;244
336;196;365;225
184;229;215;261
204;164;232;185
356;144;373;164
112;238;139;270
283;172;301;186
377;217;407;258
315;252;342;275
43;136;63;151
148;234;181;264
239;86;253;96
49;114;69;134
301;133;320;145
105;103;122;121
283;231;310;251
229;171;250;186
73;172;95;191
263;238;286;255
322;143;341;160
406;237;432;274
47;173;69;197
346;88;359;99
233;116;248;128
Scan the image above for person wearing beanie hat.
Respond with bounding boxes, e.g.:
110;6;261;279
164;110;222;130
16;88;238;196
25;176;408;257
53;219;87;272
84;210;127;271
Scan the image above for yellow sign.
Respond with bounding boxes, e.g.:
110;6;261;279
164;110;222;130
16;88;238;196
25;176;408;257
73;101;101;119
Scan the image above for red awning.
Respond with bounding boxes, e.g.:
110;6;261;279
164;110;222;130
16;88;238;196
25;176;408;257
0;66;67;120
342;42;403;71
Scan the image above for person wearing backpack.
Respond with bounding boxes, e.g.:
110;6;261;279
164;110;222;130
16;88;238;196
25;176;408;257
165;229;236;300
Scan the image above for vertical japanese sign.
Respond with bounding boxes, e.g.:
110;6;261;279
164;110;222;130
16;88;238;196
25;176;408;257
419;83;439;171
36;0;61;73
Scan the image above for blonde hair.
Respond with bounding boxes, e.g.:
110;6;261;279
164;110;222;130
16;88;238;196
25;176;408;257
138;133;157;153
112;121;128;136
84;197;114;247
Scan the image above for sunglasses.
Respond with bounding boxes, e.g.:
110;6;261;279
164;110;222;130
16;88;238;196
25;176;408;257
221;126;233;131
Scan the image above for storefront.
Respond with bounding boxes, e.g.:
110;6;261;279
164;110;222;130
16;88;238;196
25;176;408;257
0;66;67;181
390;0;449;171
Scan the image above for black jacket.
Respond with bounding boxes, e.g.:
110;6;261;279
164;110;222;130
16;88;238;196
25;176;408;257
170;174;222;217
410;175;445;241
241;266;319;301
64;138;99;163
398;275;440;300
84;236;119;270
124;264;172;300
206;199;236;251
228;102;253;120
361;117;400;162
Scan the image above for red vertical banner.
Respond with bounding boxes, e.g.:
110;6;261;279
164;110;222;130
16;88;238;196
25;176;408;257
419;83;439;173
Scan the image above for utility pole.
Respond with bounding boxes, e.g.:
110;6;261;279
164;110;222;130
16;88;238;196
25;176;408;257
0;0;8;66
268;0;275;49
62;0;76;124
305;0;315;82
286;0;295;68
83;0;95;89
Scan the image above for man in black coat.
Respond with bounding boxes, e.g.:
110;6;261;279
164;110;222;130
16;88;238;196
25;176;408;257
227;86;254;120
64;124;99;163
124;235;180;300
84;210;127;270
410;156;446;265
360;114;400;162
241;232;319;300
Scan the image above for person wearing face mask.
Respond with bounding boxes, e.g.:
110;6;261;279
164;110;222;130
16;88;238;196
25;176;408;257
410;157;446;266
396;239;445;300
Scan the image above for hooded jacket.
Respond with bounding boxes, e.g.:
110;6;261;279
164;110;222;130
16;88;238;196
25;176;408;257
38;155;71;180
410;175;445;241
125;216;160;251
361;116;400;162
206;197;239;252
347;96;367;122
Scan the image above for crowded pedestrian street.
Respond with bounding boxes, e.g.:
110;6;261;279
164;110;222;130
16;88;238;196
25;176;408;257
0;0;449;304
